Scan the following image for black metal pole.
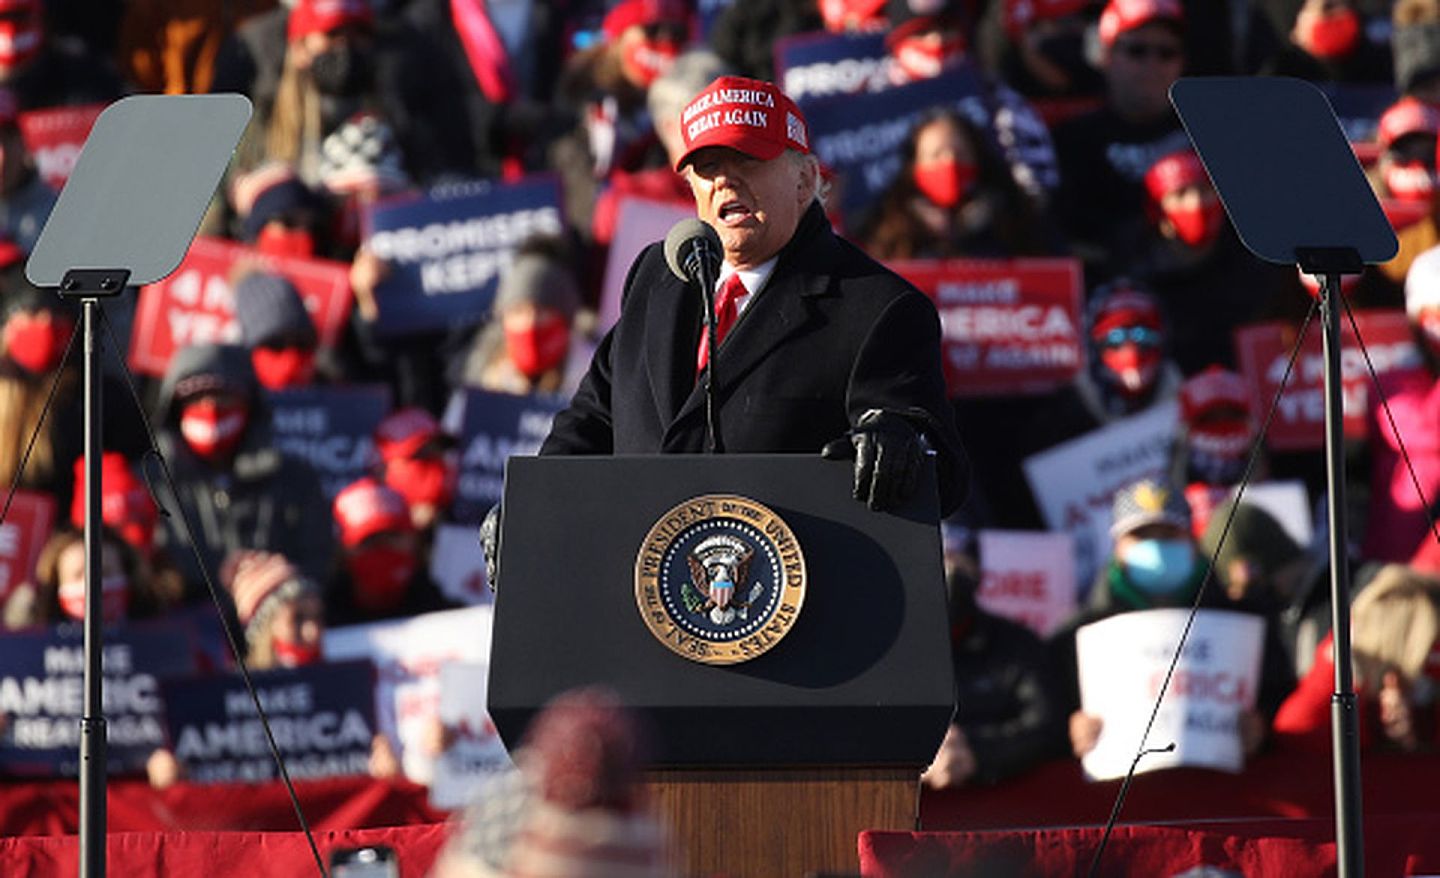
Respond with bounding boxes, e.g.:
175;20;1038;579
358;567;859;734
79;298;105;878
1321;273;1363;878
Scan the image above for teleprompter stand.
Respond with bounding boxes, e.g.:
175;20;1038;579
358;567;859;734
1171;77;1400;878
488;455;955;875
26;94;251;878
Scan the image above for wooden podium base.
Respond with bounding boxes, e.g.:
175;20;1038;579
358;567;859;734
644;767;919;876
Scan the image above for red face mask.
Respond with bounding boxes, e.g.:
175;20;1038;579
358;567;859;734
180;398;249;462
251;346;316;390
4;312;72;374
272;637;322;667
894;33;964;80
505;316;570;379
58;573;129;624
621;38;679;87
1163;200;1226;248
1099;342;1162;397
1386;161;1436;203
913;158;976;209
346;546;416;612
256;225;316;259
0;18;42;70
384;455;455;511
1301;7;1360;60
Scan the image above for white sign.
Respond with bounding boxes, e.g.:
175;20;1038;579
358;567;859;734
976;529;1077;637
598;197;695;332
323;606;496;785
429;661;512;810
1023;401;1180;588
429;523;491;606
1076;608;1263;781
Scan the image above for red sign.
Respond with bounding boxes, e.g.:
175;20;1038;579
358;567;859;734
17;103;104;191
1234;310;1423;451
891;257;1084;396
0;490;55;604
128;237;353;378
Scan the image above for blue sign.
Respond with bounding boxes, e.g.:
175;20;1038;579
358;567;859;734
1319;82;1399;145
269;384;391;501
365;176;565;338
775;31;891;103
162;660;377;784
452;388;566;525
697;0;734;40
0;620;197;776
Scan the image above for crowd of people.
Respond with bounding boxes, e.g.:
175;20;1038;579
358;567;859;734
4;0;1440;857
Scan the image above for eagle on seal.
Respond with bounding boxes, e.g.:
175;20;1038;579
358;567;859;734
685;535;754;625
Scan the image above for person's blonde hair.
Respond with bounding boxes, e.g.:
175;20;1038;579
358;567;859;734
265;52;323;179
0;370;66;490
1351;564;1440;688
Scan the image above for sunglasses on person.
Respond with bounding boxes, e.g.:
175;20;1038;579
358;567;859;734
1099;326;1162;348
1115;40;1182;63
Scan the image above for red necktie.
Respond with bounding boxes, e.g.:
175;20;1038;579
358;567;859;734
697;272;746;372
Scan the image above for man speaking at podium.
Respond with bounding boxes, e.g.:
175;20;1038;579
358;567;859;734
535;75;967;517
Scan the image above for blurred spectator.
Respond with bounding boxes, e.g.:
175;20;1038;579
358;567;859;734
68;453;158;557
319;110;413;256
1274;563;1440;753
922;547;1066;789
1372;97;1440;207
974;0;1105;119
860;108;1058;259
229;162;332;259
819;0;889;33
1170;367;1263;534
1361;245;1440;563
222;549;325;670
430;686;672;878
0;272;73;495
1050;0;1191;272
551;0;690;232
2;525;182;629
373;407;457;532
1259;0;1393;84
326;476;453;626
1394;0;1440;104
233;271;322;392
709;0;822;81
0;91;55;254
0;0;125;112
116;0;278;95
1051;477;1294;761
453;235;585;396
152;343;334;595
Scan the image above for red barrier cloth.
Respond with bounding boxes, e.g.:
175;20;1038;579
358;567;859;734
0;824;450;878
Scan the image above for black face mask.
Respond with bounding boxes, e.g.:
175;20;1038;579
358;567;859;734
310;45;373;97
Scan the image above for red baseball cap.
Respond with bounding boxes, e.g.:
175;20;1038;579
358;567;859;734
1098;0;1183;49
70;452;159;537
1089;285;1162;339
675;76;811;171
288;0;372;42
1179;366;1250;424
1143;150;1210;202
374;406;448;463
1377;97;1440;152
601;0;689;42
333;476;413;548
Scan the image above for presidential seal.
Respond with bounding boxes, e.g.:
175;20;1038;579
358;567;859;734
634;494;807;666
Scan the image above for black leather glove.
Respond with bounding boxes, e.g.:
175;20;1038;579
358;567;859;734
821;409;926;511
478;503;501;591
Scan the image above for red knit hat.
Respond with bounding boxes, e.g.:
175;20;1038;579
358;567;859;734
675;76;810;171
1377;97;1440;152
1179;366;1250;425
333;476;413;548
287;0;372;42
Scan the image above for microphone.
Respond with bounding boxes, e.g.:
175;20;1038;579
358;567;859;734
664;218;722;284
663;218;724;453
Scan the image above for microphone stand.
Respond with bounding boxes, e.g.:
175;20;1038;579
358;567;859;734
688;243;723;453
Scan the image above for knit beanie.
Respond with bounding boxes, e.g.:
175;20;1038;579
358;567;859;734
232;271;317;348
222;550;317;647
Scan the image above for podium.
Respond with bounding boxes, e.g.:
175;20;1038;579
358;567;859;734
488;454;954;875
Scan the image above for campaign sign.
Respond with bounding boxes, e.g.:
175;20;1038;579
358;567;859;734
1077;608;1264;781
18;103;104;191
324;606;496;786
162;660;376;784
268;384;390;501
774;30;891;103
893;258;1083;396
0;489;55;605
430;523;491;605
976;530;1077;638
1234;311;1422;452
0;620;197;776
1023;402;1180;589
452;388;566;525
430;661;511;810
365;176;564;338
128;236;353;377
599;196;695;333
